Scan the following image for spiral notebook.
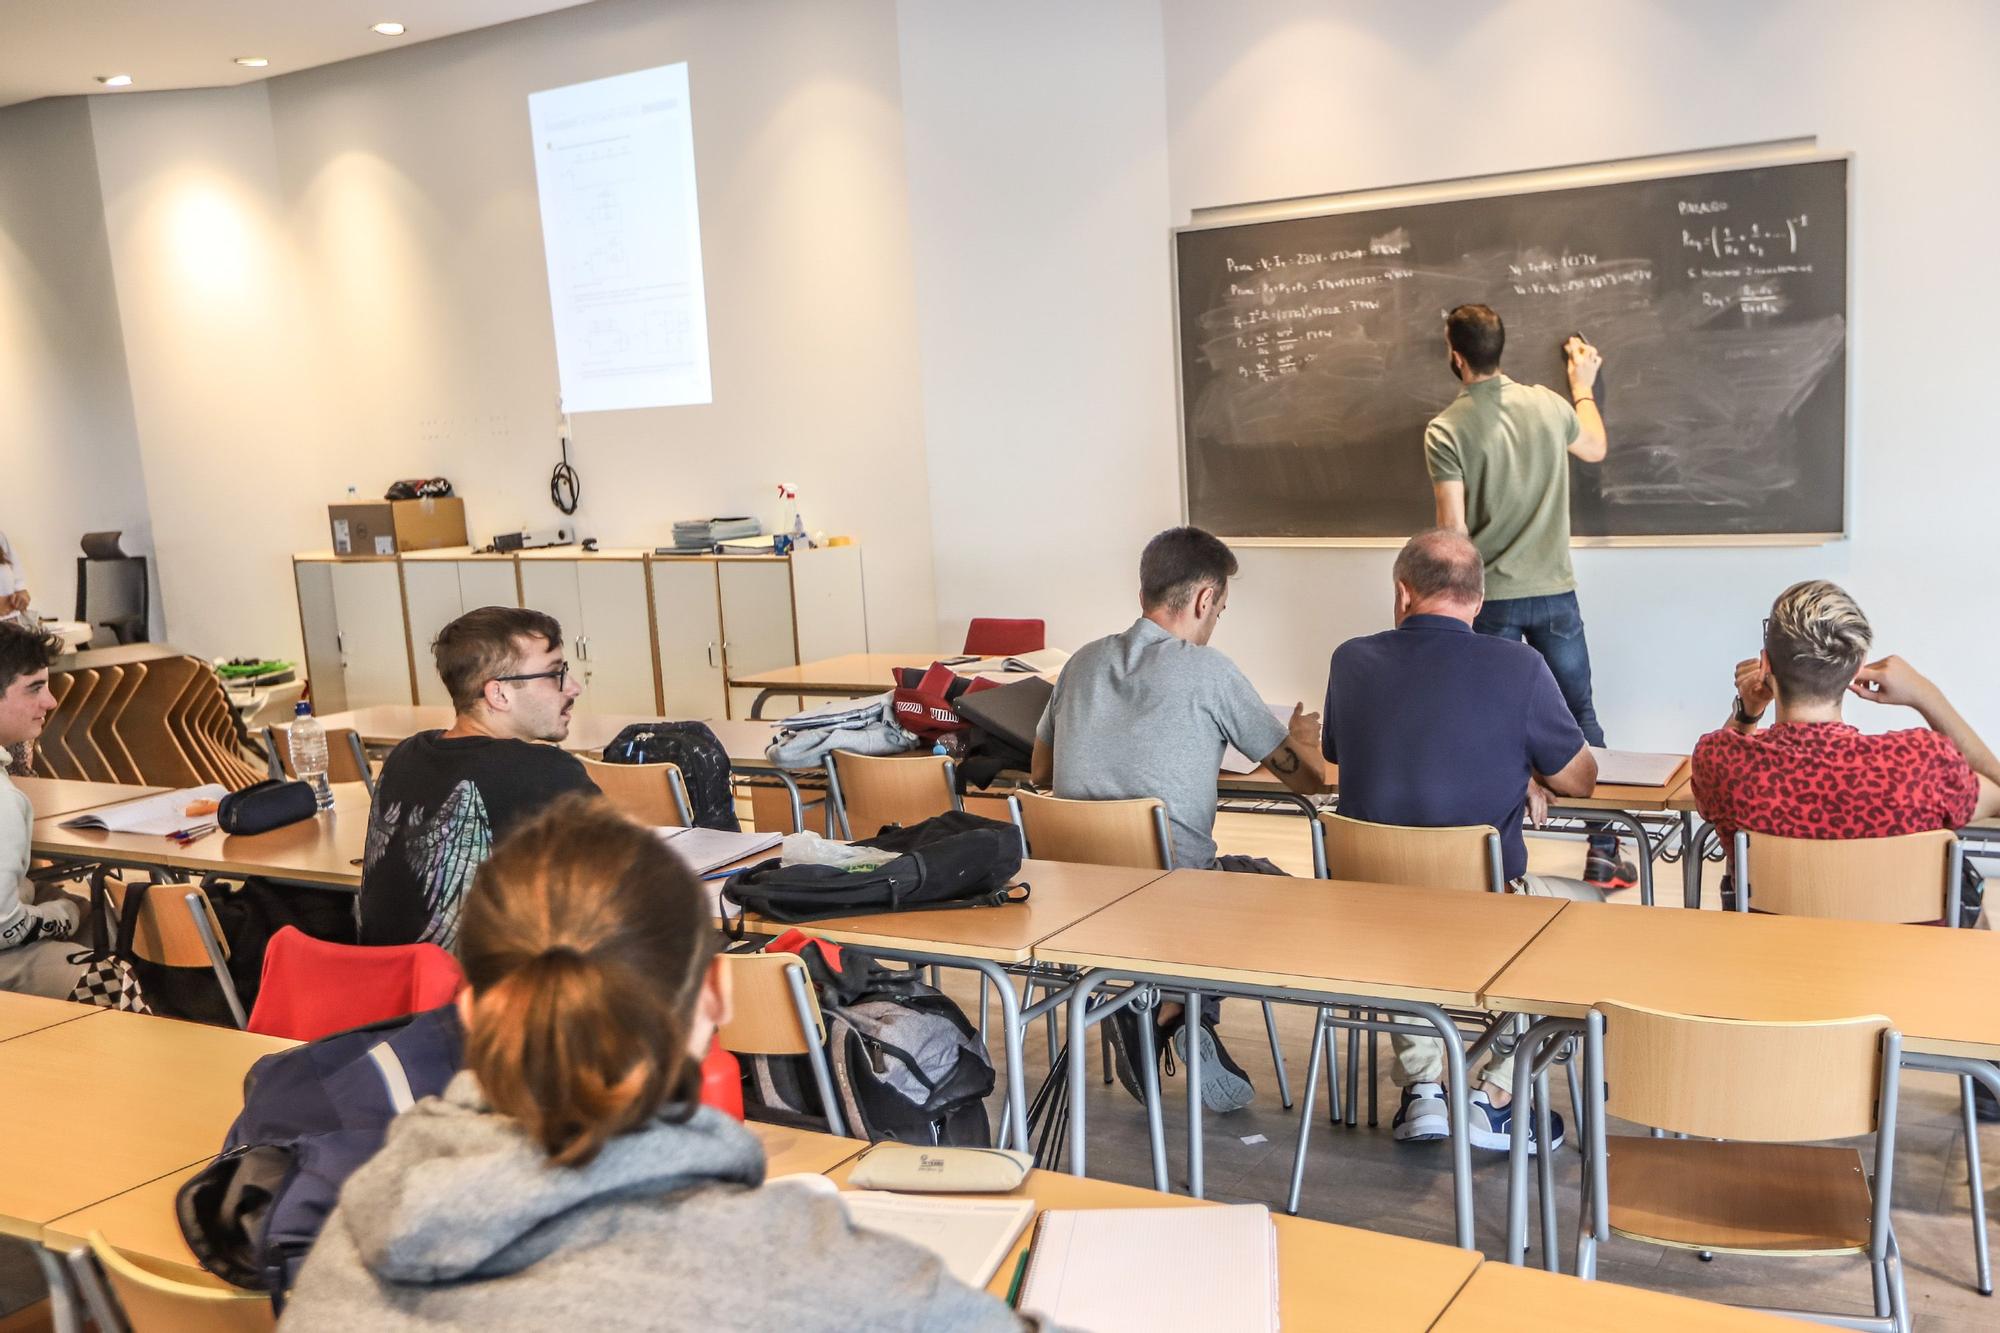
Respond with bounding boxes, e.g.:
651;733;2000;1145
1017;1204;1278;1331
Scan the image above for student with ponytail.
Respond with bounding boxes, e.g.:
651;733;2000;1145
284;795;1038;1331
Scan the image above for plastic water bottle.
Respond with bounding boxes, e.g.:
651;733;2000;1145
290;701;334;811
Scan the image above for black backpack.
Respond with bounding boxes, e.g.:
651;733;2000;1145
601;721;740;830
741;936;993;1147
720;812;1027;926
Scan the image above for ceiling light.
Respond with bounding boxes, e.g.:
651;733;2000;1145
370;22;407;36
96;74;133;87
234;56;269;68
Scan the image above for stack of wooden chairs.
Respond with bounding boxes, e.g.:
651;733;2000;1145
35;653;266;789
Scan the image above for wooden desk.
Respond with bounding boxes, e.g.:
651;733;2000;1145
12;777;167;820
824;1156;1481;1331
32;782;372;890
1433;1261;1818;1332
750;1123;869;1178
0;992;98;1043
0;1010;292;1240
1037;869;1566;1010
729;653;943;713
1481;896;2000;1060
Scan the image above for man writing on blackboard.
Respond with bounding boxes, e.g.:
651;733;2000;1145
1424;303;1635;888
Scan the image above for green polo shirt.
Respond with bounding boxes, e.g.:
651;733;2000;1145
1423;374;1580;601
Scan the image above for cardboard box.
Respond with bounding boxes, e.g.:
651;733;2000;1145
328;498;467;557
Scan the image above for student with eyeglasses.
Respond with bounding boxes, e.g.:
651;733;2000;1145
358;606;599;948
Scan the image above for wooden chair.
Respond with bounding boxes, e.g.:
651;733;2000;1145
110;655;206;787
1313;811;1504;891
1733;827;1987;1293
826;750;959;840
89;662;150;783
29;671;75;777
38;668;100;780
103;874;246;1027
266;723;376;796
1009;790;1293;1125
67;1232;274;1333
62;667;119;782
1577;1001;1906;1332
577;755;693;827
716;951;846;1136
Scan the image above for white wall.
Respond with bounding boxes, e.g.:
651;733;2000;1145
895;1;1178;653
0;97;156;633
1143;0;2000;747
91;0;938;663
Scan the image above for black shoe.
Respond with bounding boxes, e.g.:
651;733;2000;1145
1976;1070;2000;1124
1583;852;1638;890
1171;1019;1255;1112
1106;1006;1151;1105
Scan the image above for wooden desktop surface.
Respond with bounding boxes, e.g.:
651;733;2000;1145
728;653;944;694
824;1154;1481;1331
32;782;372;889
12;777;168;819
0;1010;292;1240
0;992;100;1043
1431;1258;1819;1332
1480;897;2000;1059
751;1123;869;1178
1035;869;1569;1008
734;860;1168;964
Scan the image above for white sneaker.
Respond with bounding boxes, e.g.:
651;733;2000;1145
1467;1089;1564;1154
1392;1081;1448;1142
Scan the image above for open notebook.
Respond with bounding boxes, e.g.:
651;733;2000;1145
1588;748;1689;788
59;785;229;837
838;1191;1036;1288
1018;1204;1278;1332
656;826;780;876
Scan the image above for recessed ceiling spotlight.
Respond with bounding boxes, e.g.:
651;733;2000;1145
96;74;134;87
234;56;270;68
370;22;407;36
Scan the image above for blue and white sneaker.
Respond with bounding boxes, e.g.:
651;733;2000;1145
1468;1089;1564;1154
1392;1082;1449;1142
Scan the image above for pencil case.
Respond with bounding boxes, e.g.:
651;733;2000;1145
217;780;317;835
846;1143;1032;1193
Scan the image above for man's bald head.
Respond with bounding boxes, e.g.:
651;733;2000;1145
1392;528;1484;617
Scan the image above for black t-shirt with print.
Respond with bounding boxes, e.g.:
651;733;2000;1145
359;731;600;947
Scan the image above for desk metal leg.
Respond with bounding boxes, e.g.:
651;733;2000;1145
1906;1051;1997;1298
749;689;776;720
1186;989;1205;1198
1507;1017;1584;1267
1682;811;1703;908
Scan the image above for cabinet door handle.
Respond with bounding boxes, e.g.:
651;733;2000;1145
706;642;718;669
335;631;346;666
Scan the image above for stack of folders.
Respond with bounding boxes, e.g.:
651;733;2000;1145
666;516;763;552
1017;1205;1279;1332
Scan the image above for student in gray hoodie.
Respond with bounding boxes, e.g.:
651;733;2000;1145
283;795;1039;1332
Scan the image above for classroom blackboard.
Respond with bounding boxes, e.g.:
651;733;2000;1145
1174;156;1848;542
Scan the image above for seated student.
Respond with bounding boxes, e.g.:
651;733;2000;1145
1032;525;1323;1112
286;797;1034;1332
361;607;598;948
1323;529;1599;1151
1694;581;2000;1120
0;622;89;997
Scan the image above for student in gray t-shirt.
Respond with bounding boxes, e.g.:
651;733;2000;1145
1031;526;1323;1112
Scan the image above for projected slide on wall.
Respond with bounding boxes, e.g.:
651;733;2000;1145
529;62;712;412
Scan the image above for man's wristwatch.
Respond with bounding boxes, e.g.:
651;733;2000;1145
1731;696;1764;728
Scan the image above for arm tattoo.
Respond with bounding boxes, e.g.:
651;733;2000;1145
1267;745;1301;775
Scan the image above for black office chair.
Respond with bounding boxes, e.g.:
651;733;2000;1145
76;532;149;644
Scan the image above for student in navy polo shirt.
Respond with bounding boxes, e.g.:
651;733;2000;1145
1323;528;1601;1152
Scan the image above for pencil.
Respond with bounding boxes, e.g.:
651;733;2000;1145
1004;1247;1030;1308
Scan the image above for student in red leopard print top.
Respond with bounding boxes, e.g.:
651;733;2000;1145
1692;579;2000;853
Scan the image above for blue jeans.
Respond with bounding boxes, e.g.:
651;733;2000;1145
1474;591;1617;860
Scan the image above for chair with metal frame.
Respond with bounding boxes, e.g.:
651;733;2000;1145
67;1231;274;1333
1287;813;1509;1210
104;873;248;1028
576;755;695;828
963;618;1046;657
1732;826;1988;1295
1576;1001;1907;1333
717;951;847;1137
1009;789;1294;1114
265;723;376;797
825;749;959;841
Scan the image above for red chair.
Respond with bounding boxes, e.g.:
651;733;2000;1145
246;927;465;1041
702;1044;745;1120
964;618;1045;657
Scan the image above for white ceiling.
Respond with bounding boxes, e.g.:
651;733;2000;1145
0;0;599;109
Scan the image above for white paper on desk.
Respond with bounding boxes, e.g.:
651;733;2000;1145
959;648;1070;675
1019;1204;1278;1332
59;785;229;836
657;826;781;876
1588;748;1687;788
839;1191;1035;1288
1222;704;1296;776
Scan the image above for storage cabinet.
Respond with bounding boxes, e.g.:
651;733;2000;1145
400;552;520;706
293;545;866;724
292;556;413;712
